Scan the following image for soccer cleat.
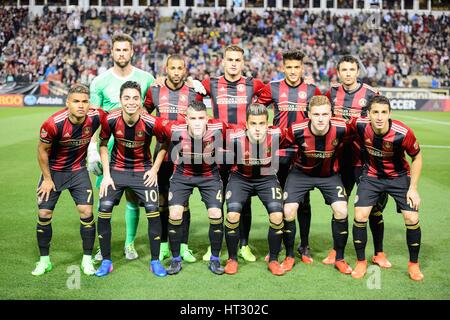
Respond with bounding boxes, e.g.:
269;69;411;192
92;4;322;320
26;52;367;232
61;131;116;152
124;242;139;260
94;246;103;262
159;242;171;261
81;256;96;276
298;245;314;264
371;252;392;268
408;262;424;281
180;243;196;263
95;259;113;277
351;260;368;279
268;261;285;276
224;259;239;275
280;257;296;272
167;258;182;275
31;260;53;276
322;249;336;265
238;245;256;262
150;260;167;277
335;259;352;275
202;246;212;261
208;259;224;275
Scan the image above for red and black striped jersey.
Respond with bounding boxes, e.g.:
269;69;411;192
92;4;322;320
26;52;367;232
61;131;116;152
143;81;203;120
285;118;348;177
326;82;378;121
350;118;420;179
39;107;106;172
100;110;164;172
229;126;285;178
160;119;226;177
258;79;322;128
202;75;265;126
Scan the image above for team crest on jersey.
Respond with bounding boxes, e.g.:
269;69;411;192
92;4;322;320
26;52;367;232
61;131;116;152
298;91;307;100
40;129;48;138
332;139;339;146
84;127;91;135
226;191;232;200
180;95;187;103
137;131;144;138
383;141;393;149
237;84;245;92
359;98;367;107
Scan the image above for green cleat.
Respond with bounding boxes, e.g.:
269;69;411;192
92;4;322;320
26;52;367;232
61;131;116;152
32;259;53;276
124;242;139;260
238;245;256;262
180;243;196;263
81;255;96;276
202;246;212;261
159;242;171;261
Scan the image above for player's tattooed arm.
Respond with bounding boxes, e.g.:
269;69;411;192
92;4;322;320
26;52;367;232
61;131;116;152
36;141;56;202
99;140;115;198
407;151;422;211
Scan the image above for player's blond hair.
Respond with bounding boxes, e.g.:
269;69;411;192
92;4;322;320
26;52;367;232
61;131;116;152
224;45;244;56
309;96;331;110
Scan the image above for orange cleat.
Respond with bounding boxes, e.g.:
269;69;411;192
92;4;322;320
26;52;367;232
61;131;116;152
268;261;285;276
372;252;392;268
335;259;352;274
224;259;238;275
298;246;313;264
351;260;368;279
322;249;336;265
281;257;296;272
408;262;424;281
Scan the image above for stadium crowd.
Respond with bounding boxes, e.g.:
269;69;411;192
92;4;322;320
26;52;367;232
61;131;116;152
0;6;448;88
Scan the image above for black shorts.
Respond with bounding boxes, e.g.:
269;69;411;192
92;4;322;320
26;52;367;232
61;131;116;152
99;169;159;213
284;168;347;205
355;174;417;213
226;173;283;214
37;168;93;210
169;173;223;209
157;161;175;197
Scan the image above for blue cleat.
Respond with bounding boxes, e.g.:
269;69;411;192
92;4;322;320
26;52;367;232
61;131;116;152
167;257;182;275
208;257;224;275
150;260;167;277
95;259;113;277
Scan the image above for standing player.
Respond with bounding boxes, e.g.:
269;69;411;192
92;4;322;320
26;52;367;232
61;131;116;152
223;104;285;276
281;96;352;275
201;45;266;262
88;34;156;261
144;54;203;263
257;50;322;263
322;55;390;268
350;96;423;281
161;101;226;276
33;84;105;276
95;81;167;277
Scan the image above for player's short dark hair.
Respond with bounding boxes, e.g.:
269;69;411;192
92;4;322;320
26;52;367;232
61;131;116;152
309;96;331;111
120;81;141;98
111;34;133;47
247;103;268;121
166;54;186;67
367;95;391;112
224;45;244;56
187;101;207;113
67;83;89;98
337;55;360;70
282;50;306;63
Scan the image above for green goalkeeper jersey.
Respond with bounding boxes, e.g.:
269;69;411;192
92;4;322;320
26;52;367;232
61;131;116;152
89;66;154;112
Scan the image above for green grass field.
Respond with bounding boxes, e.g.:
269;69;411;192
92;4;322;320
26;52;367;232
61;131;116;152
0;107;449;300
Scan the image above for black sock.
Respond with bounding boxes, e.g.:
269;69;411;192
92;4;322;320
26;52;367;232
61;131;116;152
330;215;336;250
298;193;311;247
36;217;52;256
332;217;349;261
353;220;367;261
283;219;296;258
268;221;284;262
406;222;421;263
80;216;96;255
146;211;162;261
168;218;183;258
239;201;251;247
97;212;112;260
182;209;191;244
224;218;240;260
159;206;169;243
369;210;384;255
209;217;224;257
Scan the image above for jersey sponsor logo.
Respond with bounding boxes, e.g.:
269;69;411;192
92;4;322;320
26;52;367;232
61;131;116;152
304;150;335;159
366;146;394;158
59;138;91;147
116;138;145;148
159;105;188;114
277;102;307;112
216;96;248;105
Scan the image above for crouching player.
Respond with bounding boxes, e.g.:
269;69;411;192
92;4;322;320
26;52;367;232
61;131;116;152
33;84;105;276
95;81;167;277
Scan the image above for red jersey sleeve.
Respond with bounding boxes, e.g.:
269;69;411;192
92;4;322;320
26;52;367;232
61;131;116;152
314;86;323;96
39;119;57;144
154;117;177;143
282;126;295;148
202;78;211;96
252;78;266;98
325;89;331;100
143;88;155;113
256;83;273;106
403;127;420;157
100;116;112;142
